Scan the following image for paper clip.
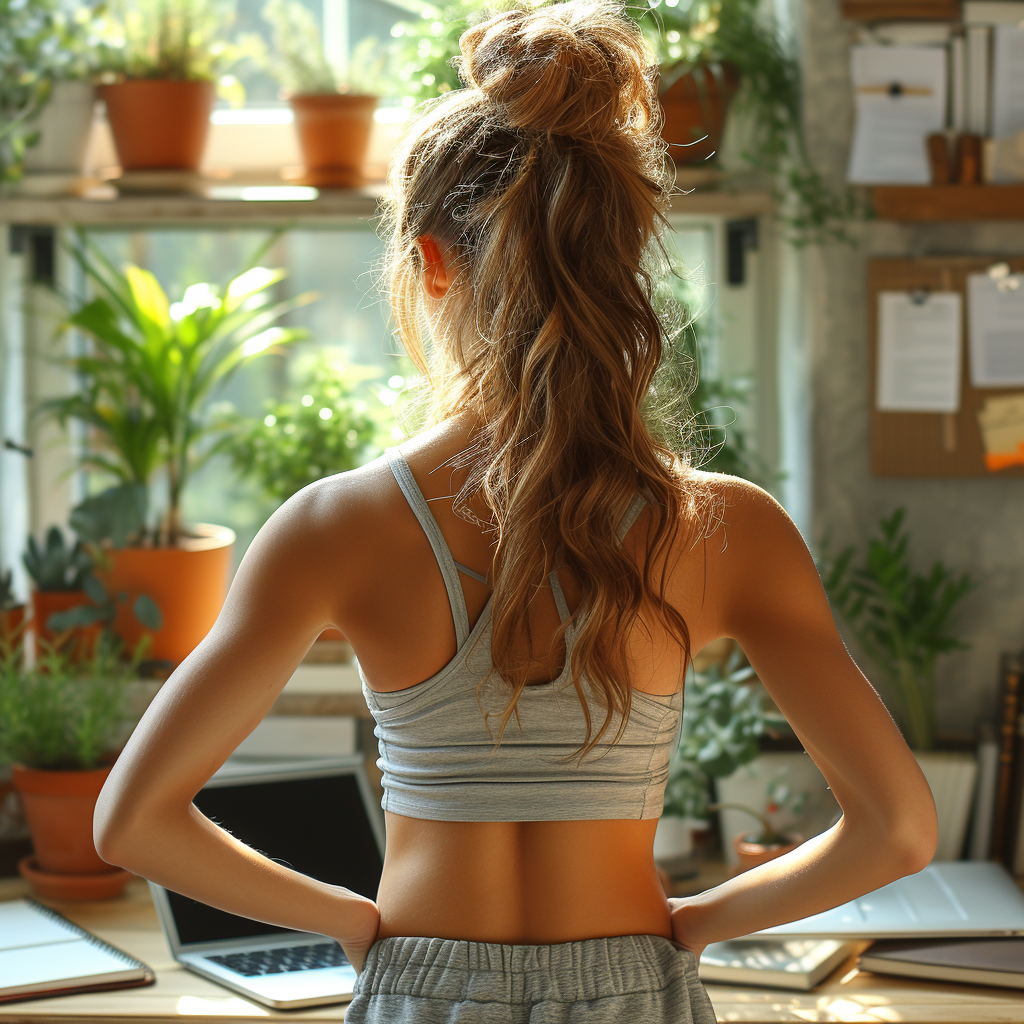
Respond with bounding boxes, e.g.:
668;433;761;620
908;288;930;305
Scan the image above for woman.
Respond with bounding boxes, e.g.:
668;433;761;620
94;2;938;1021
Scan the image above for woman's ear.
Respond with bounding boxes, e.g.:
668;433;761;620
416;235;451;300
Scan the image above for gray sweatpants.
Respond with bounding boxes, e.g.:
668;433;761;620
345;934;718;1023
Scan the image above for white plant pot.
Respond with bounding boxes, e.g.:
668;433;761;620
654;815;694;862
713;752;839;868
914;750;978;862
24;80;96;173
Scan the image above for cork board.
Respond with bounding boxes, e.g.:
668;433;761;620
868;256;1024;478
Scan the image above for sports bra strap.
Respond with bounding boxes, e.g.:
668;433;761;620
617;491;649;542
549;492;648;626
386;447;472;648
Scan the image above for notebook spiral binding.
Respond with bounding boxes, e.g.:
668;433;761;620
24;898;151;971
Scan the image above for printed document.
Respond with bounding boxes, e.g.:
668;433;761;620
967;272;1024;387
876;292;962;412
848;46;948;184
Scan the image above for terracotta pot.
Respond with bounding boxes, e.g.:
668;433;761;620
732;831;804;874
101;524;235;666
12;763;111;875
98;79;215;171
289;93;378;188
660;63;740;165
0;604;25;646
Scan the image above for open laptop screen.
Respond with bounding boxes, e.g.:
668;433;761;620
167;771;384;946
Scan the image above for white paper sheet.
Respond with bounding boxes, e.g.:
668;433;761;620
968;272;1024;386
848;46;948;184
992;26;1024;138
876;292;962;412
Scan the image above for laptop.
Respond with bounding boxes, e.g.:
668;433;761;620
148;757;384;1010
750;862;1024;940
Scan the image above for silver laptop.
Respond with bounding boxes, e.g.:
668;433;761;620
750;862;1024;940
149;758;384;1010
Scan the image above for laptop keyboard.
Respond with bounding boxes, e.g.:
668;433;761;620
207;943;350;976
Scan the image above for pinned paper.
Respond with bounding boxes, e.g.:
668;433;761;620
848;46;948;184
876;291;962;412
967;270;1024;386
978;393;1024;471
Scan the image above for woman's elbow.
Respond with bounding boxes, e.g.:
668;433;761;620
887;795;939;878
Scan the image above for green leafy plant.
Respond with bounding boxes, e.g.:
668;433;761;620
23;527;93;592
45;571;162;638
821;508;974;752
39;230;315;546
221;359;390;503
662;647;785;820
710;776;810;846
0;0;99;181
256;0;390;96
0;637;142;770
91;0;246;82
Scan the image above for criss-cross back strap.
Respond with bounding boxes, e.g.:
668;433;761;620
549;492;649;625
386;447;472;648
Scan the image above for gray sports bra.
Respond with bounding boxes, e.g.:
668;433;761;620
357;446;683;822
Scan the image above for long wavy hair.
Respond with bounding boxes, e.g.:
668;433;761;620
380;0;707;757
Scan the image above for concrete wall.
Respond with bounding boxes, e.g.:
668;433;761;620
801;2;1024;733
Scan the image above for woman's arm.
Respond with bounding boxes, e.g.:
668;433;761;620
93;479;380;970
670;479;938;954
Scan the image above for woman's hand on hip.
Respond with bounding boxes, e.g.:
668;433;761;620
668;897;707;960
334;892;380;974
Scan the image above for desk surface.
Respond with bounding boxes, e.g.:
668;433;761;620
3;876;1024;1024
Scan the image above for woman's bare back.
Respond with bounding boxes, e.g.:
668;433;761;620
342;415;714;944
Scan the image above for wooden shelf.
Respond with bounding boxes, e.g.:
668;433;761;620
872;184;1024;221
841;0;960;20
0;173;772;227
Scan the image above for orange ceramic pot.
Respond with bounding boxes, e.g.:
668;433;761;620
660;64;740;165
98;79;215;171
289;93;378;187
732;831;804;874
102;524;235;666
12;764;112;875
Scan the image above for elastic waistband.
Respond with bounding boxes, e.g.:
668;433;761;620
355;933;696;1004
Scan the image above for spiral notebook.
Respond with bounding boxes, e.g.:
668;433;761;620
0;898;154;1003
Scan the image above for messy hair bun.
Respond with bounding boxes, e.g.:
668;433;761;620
382;1;698;759
458;1;658;141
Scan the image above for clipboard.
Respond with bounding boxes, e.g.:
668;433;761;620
868;256;1024;477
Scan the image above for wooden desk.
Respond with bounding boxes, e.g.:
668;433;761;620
3;875;1024;1024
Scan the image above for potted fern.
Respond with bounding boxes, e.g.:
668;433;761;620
261;0;381;187
823;507;976;860
37;231;314;666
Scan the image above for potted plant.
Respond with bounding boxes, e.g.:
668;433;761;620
0;0;98;183
22;527;95;655
659;647;786;869
823;507;976;860
0;631;150;899
37;230;314;665
92;0;242;172
710;779;809;873
0;569;26;647
220;357;391;658
260;0;381;187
